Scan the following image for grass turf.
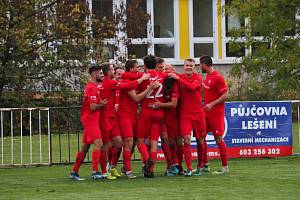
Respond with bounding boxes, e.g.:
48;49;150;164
0;157;300;200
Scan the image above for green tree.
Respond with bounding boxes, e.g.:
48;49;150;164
225;0;300;100
0;0;149;107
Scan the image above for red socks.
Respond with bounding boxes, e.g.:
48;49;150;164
91;150;101;172
72;151;85;173
197;141;204;168
111;146;121;167
100;150;107;173
150;151;157;172
123;150;132;172
217;141;228;166
137;143;150;163
203;139;208;164
177;144;184;166
161;143;171;168
183;144;192;170
170;145;178;165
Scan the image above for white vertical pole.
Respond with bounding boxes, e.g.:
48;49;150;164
20;111;23;164
47;109;51;165
1;111;3;164
10;111;13;164
39;110;42;163
29;110;32;164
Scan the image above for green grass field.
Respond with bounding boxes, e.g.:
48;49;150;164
1;123;299;165
0;157;300;200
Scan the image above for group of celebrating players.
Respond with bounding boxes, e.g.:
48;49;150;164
69;55;229;180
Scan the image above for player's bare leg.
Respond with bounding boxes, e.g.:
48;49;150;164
213;136;229;175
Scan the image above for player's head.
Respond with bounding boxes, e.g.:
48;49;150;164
183;58;196;76
102;62;115;78
89;65;103;82
163;63;175;73
143;55;157;70
125;59;139;72
156;57;165;71
114;67;125;81
199;55;212;73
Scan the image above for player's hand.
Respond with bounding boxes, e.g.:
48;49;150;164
114;104;119;112
99;99;108;108
204;103;213;112
168;73;179;80
141;73;150;81
149;80;159;90
153;99;162;108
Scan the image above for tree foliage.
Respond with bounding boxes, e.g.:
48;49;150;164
0;0;149;107
225;0;300;100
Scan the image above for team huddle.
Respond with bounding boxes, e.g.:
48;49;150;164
70;55;229;180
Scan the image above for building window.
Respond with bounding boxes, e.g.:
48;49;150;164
154;44;174;58
127;44;148;59
191;0;216;59
193;0;213;37
92;0;113;19
154;0;174;38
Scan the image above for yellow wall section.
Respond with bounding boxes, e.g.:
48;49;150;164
217;0;222;59
179;0;190;59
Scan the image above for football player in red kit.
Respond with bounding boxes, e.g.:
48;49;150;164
200;55;229;175
98;63;149;179
168;58;206;176
70;66;108;180
135;55;166;178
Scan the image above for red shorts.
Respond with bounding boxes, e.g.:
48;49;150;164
82;125;102;144
117;111;137;139
206;114;224;137
100;117;121;143
180;112;206;139
164;115;178;139
136;108;163;141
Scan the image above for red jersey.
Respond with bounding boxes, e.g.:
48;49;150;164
139;70;166;109
203;70;228;116
163;81;179;118
118;79;138;115
81;82;101;125
98;77;138;118
177;73;204;114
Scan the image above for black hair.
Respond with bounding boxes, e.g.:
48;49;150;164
200;55;212;66
102;63;113;76
88;65;101;74
143;55;157;69
156;57;164;64
125;60;138;72
163;77;174;95
115;66;125;72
